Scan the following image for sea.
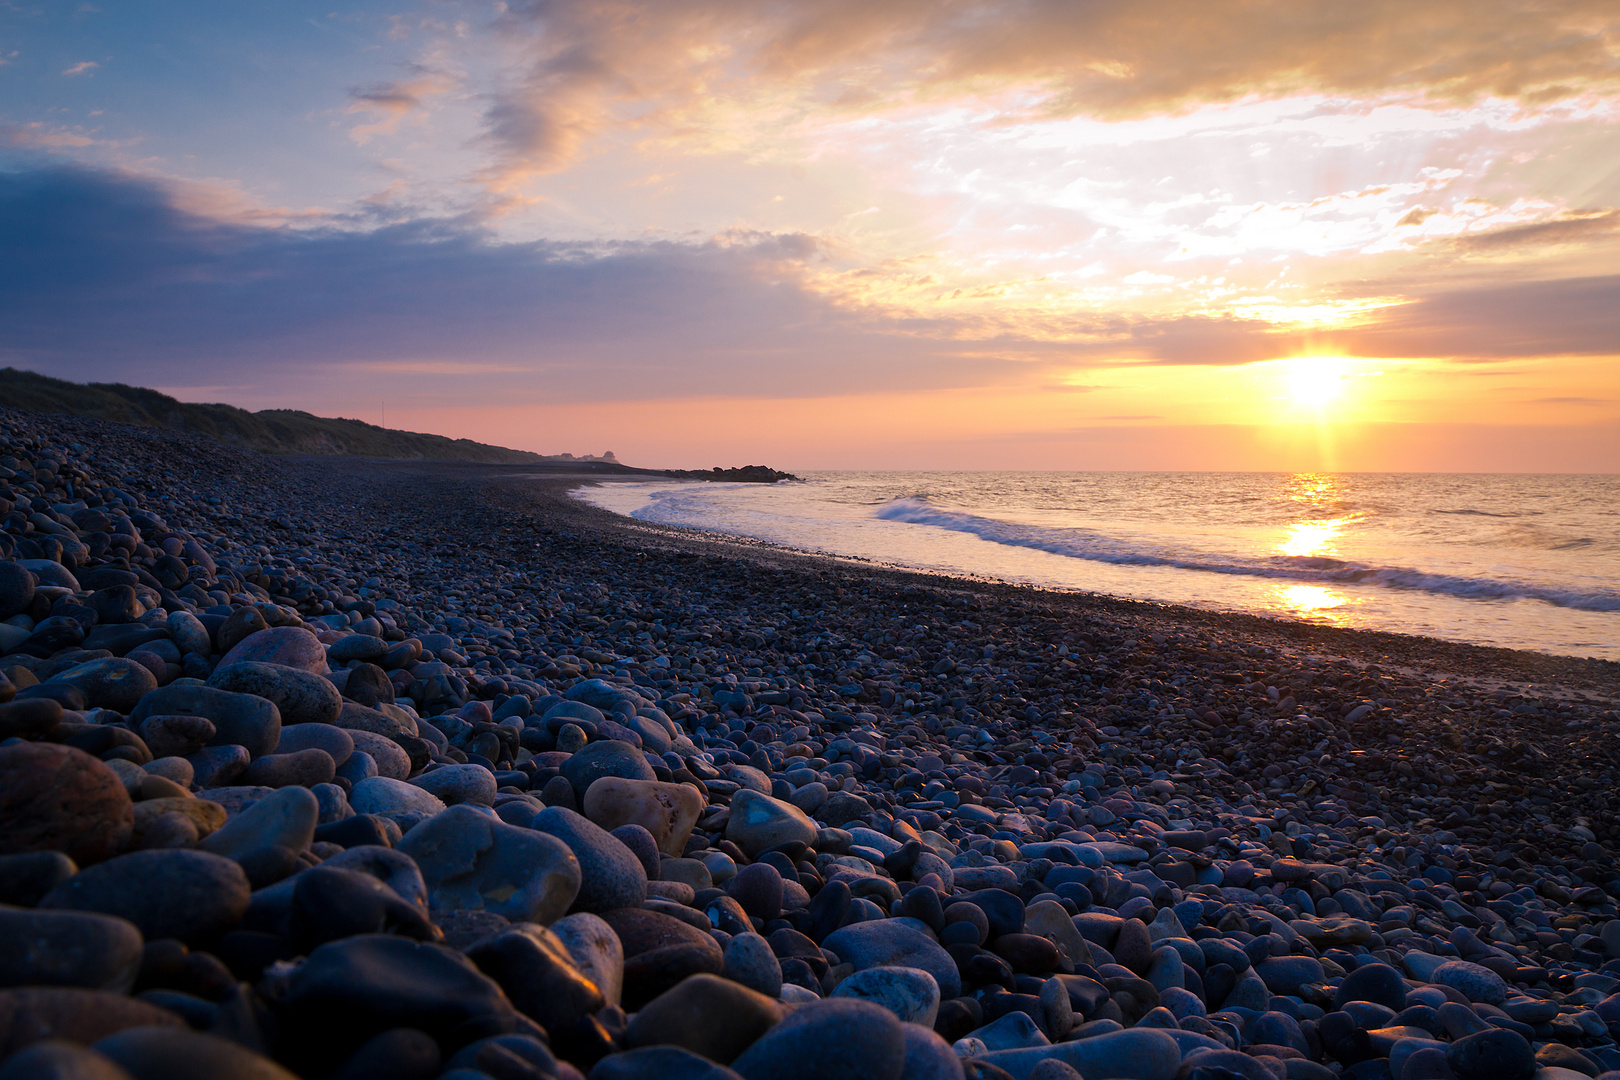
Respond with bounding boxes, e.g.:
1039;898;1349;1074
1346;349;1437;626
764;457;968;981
577;472;1620;661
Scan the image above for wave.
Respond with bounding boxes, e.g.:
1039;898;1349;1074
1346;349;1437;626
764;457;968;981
875;497;1620;613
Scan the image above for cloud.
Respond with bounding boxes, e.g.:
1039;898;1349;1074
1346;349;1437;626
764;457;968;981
466;0;1620;183
347;70;456;144
0;122;98;149
1333;275;1620;359
61;61;98;77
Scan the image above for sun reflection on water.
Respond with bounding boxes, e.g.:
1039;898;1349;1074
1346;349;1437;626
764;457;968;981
1271;473;1358;620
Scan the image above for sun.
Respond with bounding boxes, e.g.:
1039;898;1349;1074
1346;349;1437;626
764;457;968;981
1282;357;1348;408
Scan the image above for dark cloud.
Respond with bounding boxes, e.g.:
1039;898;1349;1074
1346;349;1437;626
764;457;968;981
0;167;991;402
1333;275;1620;359
1439;209;1620;252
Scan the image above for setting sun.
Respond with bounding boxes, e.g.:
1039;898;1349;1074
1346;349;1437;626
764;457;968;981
1283;357;1348;408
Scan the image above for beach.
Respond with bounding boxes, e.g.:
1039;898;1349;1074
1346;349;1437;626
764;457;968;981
2;407;1618;1080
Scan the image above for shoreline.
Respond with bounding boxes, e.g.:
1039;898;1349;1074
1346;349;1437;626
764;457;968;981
2;410;1619;1079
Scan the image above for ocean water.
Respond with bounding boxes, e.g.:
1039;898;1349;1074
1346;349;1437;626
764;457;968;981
577;472;1620;660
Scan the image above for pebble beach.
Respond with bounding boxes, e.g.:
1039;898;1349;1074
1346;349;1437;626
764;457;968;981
1;406;1618;1080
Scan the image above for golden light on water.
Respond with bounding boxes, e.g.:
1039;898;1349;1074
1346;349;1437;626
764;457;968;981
1279;518;1344;557
1278;584;1346;611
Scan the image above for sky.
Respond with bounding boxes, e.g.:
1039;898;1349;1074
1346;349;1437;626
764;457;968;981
1;0;1617;471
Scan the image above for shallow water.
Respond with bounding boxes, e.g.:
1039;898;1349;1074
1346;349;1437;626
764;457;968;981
578;472;1620;659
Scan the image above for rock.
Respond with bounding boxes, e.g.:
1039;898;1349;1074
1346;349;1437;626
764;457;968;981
625;972;783;1064
973;1028;1183;1080
714;931;778;998
217;627;327;674
349;776;447;817
563;740;656;803
184;745;250;788
396;803;581;923
832;965;940;1026
731;997;905;1080
0;743;133;865
130;796;224;842
551;912;625;1008
1432;960;1508;1005
207;663;339;727
1024;900;1090;968
588;1046;743;1080
600;907;725;1008
289;866;439;951
531;806;649;913
610;824;662;880
216;608;269;656
130;685;282;760
582;777;706;856
0;852;79;907
200;785;319;859
346;730;411;780
0;988;183;1058
0;698;64;740
134;715;216;760
1446;1028;1536;1080
410;764;498;807
92;1026;299;1079
1255;955;1324;995
1335;962;1407;1011
824;920;961;998
47;659;156;714
273;724;352;767
241;749;335;788
729;862;783;920
329;634;388;664
38;849;250;945
0;1040;137;1080
167;611;212;658
0;909;143;993
726;790;818;857
320;844;428;909
281;936;519;1065
0;561;36;620
467;922;605;1035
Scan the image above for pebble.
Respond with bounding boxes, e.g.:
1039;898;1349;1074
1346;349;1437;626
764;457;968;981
0;908;143;993
3;410;1620;1080
396;803;581;922
624;972;782;1064
832;964;941;1026
37;849;251;945
731;997;906;1080
531;806;649;913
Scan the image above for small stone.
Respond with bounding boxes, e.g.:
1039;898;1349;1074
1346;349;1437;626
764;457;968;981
531;806;648;913
396;803;581;923
823;920;961;999
341;731;412;781
832;965;940;1027
723;932;783;999
135;715;216;759
588;1046;744;1080
320;845;428;909
583;777;706;856
217;626;327;673
349;776;447;817
130;685;282;759
0;908;143;993
726;790;818;858
184;745;250;788
731;997;905;1080
610;824;662;881
729;863;784;921
409;764;498;807
0;697;64;740
200;785;319;859
131;798;225;844
974;1028;1183;1080
0;988;183;1059
38;849;249;945
0;851;79;907
288;866;439;952
1432;960;1508;1005
47;659;156;714
563;740;656;803
281;936;519;1067
1446;1027;1536;1080
273;724;352;767
241;749;335;788
550;911;625;1008
0;1039;138;1080
0;743;133;866
466;922;606;1034
206;662;339;727
625;972;783;1064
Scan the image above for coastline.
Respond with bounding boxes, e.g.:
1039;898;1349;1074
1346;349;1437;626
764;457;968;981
3;410;1619;1078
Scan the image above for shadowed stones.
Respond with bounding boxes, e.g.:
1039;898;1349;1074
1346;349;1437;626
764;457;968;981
563;740;656;804
47;658;156;714
38;849;250;945
349;777;446;817
409;764;498;807
130;685;282;760
0;989;184;1060
823;920;961;999
624;973;782;1065
731;997;906;1080
598;907;724;1010
0;743;133;865
0;909;144;993
396;804;580;923
467;923;605;1037
207;663;339;728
